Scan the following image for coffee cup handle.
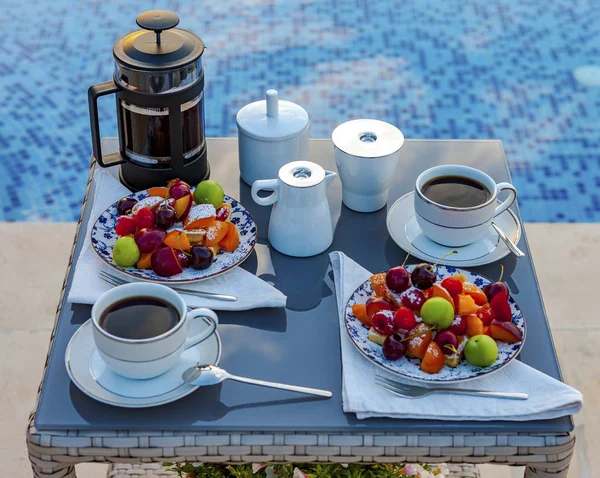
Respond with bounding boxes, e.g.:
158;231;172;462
493;183;517;218
184;308;219;350
251;179;280;206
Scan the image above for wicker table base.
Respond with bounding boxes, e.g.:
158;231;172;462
27;420;575;478
106;462;482;478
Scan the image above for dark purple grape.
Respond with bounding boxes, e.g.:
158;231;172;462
411;263;436;290
155;205;177;229
382;334;407;361
117;197;138;216
189;245;214;270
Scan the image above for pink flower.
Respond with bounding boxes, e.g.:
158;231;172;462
251;463;267;473
292;467;309;478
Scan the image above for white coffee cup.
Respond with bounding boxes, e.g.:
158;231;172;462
332;119;404;212
91;283;218;380
414;165;517;247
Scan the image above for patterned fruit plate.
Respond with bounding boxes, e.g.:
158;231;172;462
345;265;526;384
91;191;256;284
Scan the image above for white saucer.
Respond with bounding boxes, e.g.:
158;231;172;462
386;191;522;267
66;319;221;408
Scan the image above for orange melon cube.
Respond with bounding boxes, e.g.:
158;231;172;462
465;314;484;337
370;273;389;298
352;303;372;328
421;342;445;374
456;294;478;316
219;222;240;252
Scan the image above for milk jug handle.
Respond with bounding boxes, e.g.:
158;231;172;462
251;179;280;206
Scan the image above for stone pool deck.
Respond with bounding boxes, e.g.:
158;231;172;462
1;223;597;478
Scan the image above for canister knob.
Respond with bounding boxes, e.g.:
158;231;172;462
266;89;279;117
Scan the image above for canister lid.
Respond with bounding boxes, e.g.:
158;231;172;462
278;161;325;188
236;90;310;142
113;10;205;71
332;119;404;158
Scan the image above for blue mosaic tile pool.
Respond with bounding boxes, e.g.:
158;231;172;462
1;0;599;222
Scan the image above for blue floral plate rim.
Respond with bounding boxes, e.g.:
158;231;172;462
344;265;527;384
91;191;257;284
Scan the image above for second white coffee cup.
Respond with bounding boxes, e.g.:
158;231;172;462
414;165;517;247
91;283;218;380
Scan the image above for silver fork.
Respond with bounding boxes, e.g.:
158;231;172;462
375;375;528;400
98;270;237;302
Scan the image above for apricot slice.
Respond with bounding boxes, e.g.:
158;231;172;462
431;283;455;310
136;252;153;269
465;314;484;337
174;195;192;220
490;320;522;343
421;341;445;374
463;283;488;306
370;273;388;298
205;220;228;247
163;230;191;252
406;323;432;359
453;273;468;283
147;187;168;198
352;303;372;328
456;294;478;316
184;204;217;230
219;222;240;252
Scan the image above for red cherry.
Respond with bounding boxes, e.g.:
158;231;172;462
134;207;155;229
394;307;417;331
400;288;426;311
115;216;137;236
441;277;463;296
447;315;467;335
490;290;512;322
477;303;496;325
372;310;396;336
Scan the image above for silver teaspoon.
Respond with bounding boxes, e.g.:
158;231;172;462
491;221;525;258
182;364;332;398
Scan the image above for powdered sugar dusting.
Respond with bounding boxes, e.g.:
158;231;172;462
131;196;163;214
187;204;216;223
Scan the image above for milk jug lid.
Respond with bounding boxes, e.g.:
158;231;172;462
236;90;309;142
278;161;325;188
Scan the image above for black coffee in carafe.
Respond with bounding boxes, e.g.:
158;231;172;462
88;10;210;190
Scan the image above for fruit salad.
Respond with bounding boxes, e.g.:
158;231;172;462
351;257;523;374
111;179;240;277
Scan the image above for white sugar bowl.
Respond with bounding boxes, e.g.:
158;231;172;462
237;89;310;185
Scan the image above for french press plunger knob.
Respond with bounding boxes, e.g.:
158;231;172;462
136;10;180;45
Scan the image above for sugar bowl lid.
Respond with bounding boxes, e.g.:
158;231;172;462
113;10;205;71
236;90;309;142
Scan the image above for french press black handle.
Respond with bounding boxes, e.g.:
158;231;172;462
136;10;180;45
88;81;125;168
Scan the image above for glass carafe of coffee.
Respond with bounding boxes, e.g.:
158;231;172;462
88;10;209;190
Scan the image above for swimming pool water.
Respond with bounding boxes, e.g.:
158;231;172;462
1;0;599;222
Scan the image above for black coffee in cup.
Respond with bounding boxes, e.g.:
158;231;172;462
421;175;491;208
98;296;179;340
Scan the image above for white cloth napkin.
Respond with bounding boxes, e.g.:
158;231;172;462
67;170;287;310
330;251;583;421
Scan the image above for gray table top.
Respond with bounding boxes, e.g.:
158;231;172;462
34;138;572;433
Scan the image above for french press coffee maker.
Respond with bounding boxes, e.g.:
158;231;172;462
88;10;210;190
